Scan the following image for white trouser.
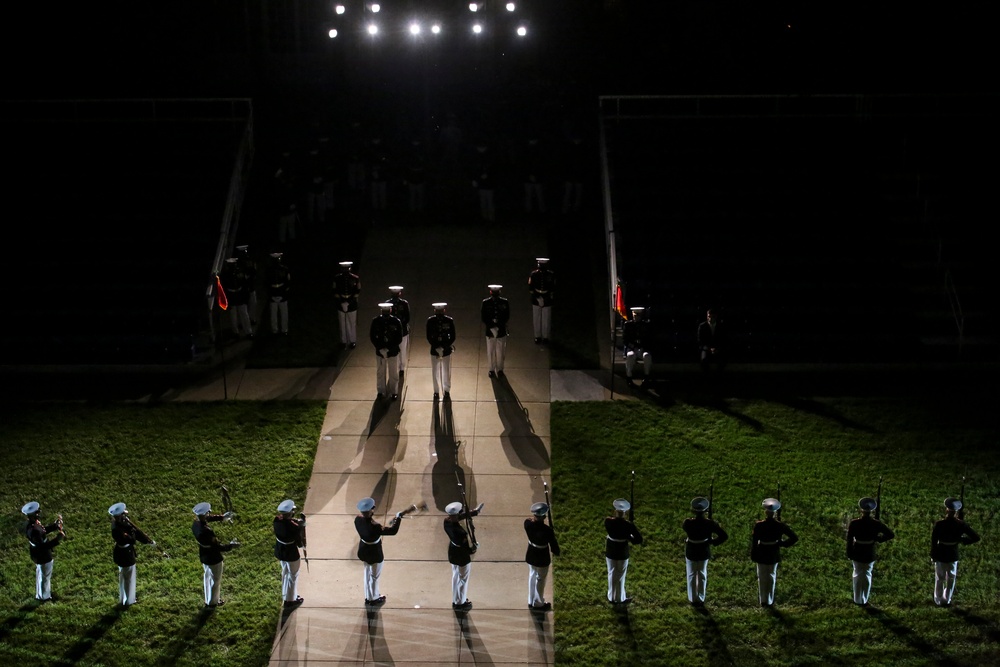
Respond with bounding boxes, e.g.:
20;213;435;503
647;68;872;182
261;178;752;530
338;309;357;344
686;558;708;603
756;563;778;606
524;183;545;213
399;334;409;371
270;298;288;333
364;561;383;601
625;349;652;377
118;564;137;606
486;336;507;373
606;557;629;603
230;305;252;336
431;355;452;394
280;559;300;602
934;561;959;605
35;561;53;600
852;561;874;604
376;355;400;395
452;563;471;605
528;564;549;607
203;562;224;606
532;304;551;339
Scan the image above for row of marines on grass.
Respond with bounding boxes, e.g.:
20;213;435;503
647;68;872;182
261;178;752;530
19;492;979;611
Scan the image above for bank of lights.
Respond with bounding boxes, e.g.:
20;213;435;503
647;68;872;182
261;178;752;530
328;2;527;42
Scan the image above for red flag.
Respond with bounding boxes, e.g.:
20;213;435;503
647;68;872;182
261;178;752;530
215;275;229;311
615;283;628;320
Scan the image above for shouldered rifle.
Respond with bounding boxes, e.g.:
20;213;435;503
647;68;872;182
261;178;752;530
629;470;636;522
298;513;309;571
708;474;716;522
454;444;478;553
543;479;554;530
776;482;782;521
221;483;236;521
959;476;966;521
875;476;883;521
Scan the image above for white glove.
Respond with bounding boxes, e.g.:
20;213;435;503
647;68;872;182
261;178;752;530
223;511;234;522
395;512;402;519
537;297;545;307
379;348;388;357
475;503;485;513
435;347;444;357
490;327;499;337
340;302;349;312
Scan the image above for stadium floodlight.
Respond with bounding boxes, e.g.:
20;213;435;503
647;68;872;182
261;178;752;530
469;3;480;12
329;28;339;38
370;3;380;13
516;26;526;36
431;23;442;34
409;22;421;35
367;23;379;35
506;2;516;11
334;4;345;15
472;23;483;34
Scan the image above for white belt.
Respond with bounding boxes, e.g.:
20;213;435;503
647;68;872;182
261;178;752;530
853;539;875;545
534;290;549;294
275;538;296;545
606;535;627;542
938;541;958;546
450;541;465;547
361;537;382;545
528;541;547;549
757;540;778;546
686;538;709;544
28;540;40;548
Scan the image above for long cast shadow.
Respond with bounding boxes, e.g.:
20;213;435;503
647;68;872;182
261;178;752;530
366;608;395;665
160;607;214;666
59;606;123;665
429;398;475;510
950;607;1000;643
492;378;550;481
0;601;42;644
454;610;495;666
865;606;961;666
778;397;876;432
693;606;737;667
530;608;552;664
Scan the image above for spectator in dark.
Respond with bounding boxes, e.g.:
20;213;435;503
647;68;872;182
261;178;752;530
698;308;726;370
622;306;653;385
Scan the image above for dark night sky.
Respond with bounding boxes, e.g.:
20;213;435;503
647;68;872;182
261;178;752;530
1;2;994;101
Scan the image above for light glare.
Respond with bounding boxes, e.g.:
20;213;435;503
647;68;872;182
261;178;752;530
431;24;441;34
472;23;482;34
409;23;421;35
371;3;380;13
506;2;516;11
367;24;378;35
335;4;345;14
517;26;527;36
328;28;338;38
469;3;479;12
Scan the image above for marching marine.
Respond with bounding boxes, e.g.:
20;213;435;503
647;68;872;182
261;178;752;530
192;502;238;608
931;497;980;607
387;286;411;375
370;302;404;400
682;496;728;607
333;260;361;348
750;498;798;607
274;499;305;608
481;284;510;377
605;498;643;605
525;502;560;611
427;302;456;399
266;251;291;335
528;257;554;344
846;497;895;606
21;501;64;602
109;502;155;607
622;306;653;384
355;497;403;606
444;500;484;610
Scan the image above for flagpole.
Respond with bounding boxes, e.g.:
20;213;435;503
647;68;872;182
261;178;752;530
214;274;229;400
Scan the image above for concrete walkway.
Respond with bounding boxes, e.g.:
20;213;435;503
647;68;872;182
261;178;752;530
267;223;559;665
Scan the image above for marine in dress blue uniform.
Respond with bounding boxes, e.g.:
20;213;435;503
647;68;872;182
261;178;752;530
192;502;238;607
846;497;895;606
750;498;798;607
109;502;154;607
427;303;456;399
682;497;728;606
481;285;510;377
274;499;305;607
528;257;554;343
931;497;981;607
525;502;560;610
355;497;403;605
445;501;483;609
333;261;361;347
21;501;63;601
605;499;643;604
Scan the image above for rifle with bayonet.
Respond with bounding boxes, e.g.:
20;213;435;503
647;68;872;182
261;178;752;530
629;470;636;522
708;474;716;522
875;476;883;521
543;479;554;530
776;481;782;521
959;476;966;521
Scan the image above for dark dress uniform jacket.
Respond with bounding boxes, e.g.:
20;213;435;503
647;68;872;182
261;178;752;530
683;516;728;561
604;516;643;560
846;516;895;563
524;518;560;567
931;516;980;563
697;320;725;351
622;319;651;352
333;271;361;312
355;515;400;564
273;516;303;562
268;262;291;301
192;517;234;566
112;521;152;567
528;269;555;306
370;313;403;356
389;296;411;334
426;315;456;356
445;510;480;566
481;296;510;338
26;520;62;565
750;518;798;565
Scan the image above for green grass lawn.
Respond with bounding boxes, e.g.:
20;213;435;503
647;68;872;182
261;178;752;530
550;396;1000;666
0;401;326;667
